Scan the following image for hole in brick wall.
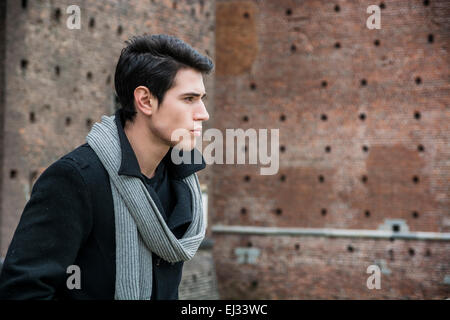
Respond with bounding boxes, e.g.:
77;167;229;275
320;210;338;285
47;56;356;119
388;249;394;260
192;274;197;282
44;104;51;110
360;79;367;86
290;44;297;53
243;12;249;18
275;208;282;215
412;211;419;218
334;4;340;12
89;17;95;28
22;0;27;9
389;237;395;242
361;175;368;183
86;118;92;128
379;2;386;9
425;249;431;256
65;116;71;126
280;145;286;153
199;0;204;14
55;65;60;76
365;210;370;217
279;114;286;122
280;174;286;182
408;248;415;256
412;175;419;183
359;112;366;121
87;72;93;80
117;25;123;35
295;244;300;250
417;144;424;152
250;280;258;289
325;145;331;152
286;8;292;16
374;39;380;46
250;82;256;90
427;34;434;43
423;0;430;6
321;80;328;88
415;76;422;85
321;113;328;121
21;59;28;72
29;112;35;123
10;169;18;179
244;175;251;182
190;7;196;17
318;175;324;183
347;245;354;252
54;8;61;22
247;241;252;247
334;42;341;49
362;145;369;152
321;208;327;216
414;111;421;119
172;1;177;9
392;224;400;232
242;115;249;122
240;207;247;215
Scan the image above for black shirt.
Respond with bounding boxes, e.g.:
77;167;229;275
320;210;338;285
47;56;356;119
142;161;174;221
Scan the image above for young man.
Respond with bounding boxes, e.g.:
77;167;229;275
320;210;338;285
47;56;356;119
0;34;213;300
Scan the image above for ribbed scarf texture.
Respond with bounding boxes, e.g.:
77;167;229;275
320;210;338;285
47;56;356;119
86;114;205;300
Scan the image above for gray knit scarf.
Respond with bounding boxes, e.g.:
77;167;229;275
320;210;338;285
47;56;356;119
86;114;205;300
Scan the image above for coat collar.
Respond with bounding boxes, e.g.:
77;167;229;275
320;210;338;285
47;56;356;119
114;109;206;180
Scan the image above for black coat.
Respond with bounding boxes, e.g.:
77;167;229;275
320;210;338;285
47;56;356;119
0;110;206;300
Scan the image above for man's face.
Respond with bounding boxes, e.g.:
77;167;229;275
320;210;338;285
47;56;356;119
148;68;209;150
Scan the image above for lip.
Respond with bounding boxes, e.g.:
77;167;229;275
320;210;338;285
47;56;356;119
190;128;202;136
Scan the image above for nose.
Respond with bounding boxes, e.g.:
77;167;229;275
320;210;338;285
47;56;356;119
195;100;209;122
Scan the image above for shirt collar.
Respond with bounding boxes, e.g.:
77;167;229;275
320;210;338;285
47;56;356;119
114;109;206;180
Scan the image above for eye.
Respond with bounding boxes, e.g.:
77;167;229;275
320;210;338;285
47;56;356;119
184;96;194;102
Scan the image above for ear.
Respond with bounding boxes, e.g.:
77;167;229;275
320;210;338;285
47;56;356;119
134;86;156;116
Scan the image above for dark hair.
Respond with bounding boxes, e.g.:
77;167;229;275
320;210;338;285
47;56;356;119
114;34;214;122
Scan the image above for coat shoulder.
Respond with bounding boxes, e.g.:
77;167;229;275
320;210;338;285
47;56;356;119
60;143;107;179
61;143;100;169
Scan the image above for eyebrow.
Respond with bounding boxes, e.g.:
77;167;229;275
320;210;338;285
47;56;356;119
180;92;207;99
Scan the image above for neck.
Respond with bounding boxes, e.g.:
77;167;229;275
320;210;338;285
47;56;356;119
123;117;169;179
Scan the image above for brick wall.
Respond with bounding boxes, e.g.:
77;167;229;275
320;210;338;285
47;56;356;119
211;0;450;299
1;0;449;300
213;234;450;299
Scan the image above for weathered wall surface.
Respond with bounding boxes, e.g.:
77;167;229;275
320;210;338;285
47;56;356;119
1;0;449;300
212;0;449;299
